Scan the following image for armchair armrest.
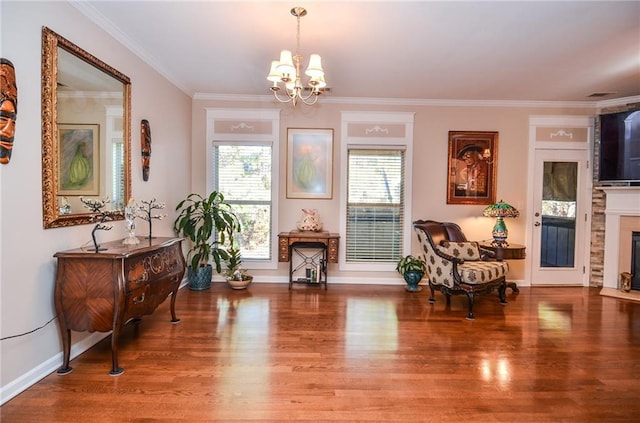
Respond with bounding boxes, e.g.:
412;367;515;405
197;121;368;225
478;246;496;261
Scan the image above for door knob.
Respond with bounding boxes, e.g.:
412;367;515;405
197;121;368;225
534;222;541;227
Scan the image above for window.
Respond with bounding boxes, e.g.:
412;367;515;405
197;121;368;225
213;143;272;260
346;148;405;262
206;108;280;269
340;111;414;271
112;140;124;209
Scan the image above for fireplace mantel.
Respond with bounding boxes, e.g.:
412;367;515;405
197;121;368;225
598;187;640;290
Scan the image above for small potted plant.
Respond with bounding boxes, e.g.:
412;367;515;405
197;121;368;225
396;254;427;292
173;191;241;290
222;239;253;290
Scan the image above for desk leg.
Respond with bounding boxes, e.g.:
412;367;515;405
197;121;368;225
322;251;328;290
288;245;293;290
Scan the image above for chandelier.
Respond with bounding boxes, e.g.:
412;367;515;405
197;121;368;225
267;7;326;106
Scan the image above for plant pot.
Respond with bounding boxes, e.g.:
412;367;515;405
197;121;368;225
226;275;253;290
188;265;212;291
403;270;424;292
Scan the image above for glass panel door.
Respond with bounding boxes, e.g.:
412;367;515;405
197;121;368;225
531;149;588;285
540;161;577;268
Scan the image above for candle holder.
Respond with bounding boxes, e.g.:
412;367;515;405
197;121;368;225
123;199;140;245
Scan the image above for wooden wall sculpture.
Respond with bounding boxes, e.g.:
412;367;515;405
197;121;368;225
0;58;18;165
141;119;151;181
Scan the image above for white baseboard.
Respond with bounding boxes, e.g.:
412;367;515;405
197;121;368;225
1;279;191;405
0;331;109;405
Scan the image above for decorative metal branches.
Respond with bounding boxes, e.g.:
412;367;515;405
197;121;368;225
80;197;122;253
136;198;166;240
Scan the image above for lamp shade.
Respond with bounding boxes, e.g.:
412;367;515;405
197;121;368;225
276;50;295;77
312;75;327;89
482;200;520;218
305;54;324;78
267;61;282;82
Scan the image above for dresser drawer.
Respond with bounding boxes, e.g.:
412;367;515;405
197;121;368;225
125;243;183;292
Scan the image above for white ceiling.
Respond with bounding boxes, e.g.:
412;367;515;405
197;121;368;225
75;1;640;104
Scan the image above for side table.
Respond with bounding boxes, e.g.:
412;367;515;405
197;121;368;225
479;242;525;293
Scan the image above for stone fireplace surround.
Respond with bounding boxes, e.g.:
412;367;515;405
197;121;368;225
600;187;640;300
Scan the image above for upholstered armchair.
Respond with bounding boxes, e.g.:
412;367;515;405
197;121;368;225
413;220;509;320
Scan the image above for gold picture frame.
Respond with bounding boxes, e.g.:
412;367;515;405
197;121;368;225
286;128;334;199
57;123;100;196
446;130;498;205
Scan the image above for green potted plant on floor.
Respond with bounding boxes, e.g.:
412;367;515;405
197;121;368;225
173;191;241;290
222;239;253;290
396;254;427;292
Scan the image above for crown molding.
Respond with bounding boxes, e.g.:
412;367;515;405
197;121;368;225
595;95;640;110
194;93;604;109
71;1;193;97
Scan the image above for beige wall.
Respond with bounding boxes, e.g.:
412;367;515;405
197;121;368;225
192;99;595;284
1;1;191;401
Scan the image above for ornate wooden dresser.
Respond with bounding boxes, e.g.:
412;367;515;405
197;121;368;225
54;237;185;375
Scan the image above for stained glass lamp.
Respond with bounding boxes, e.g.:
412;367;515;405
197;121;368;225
482;200;520;247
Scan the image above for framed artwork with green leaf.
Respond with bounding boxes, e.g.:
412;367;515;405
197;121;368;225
58;123;100;196
286;128;333;199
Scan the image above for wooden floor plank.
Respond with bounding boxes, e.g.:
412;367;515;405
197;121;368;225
2;284;640;422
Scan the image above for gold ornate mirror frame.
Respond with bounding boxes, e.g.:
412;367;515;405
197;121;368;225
42;27;131;229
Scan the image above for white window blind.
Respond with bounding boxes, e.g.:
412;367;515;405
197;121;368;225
346;148;405;262
112;140;124;209
213;144;272;260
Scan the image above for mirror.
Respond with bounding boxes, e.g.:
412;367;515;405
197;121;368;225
42;27;131;229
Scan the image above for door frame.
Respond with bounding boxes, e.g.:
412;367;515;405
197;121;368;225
526;116;594;286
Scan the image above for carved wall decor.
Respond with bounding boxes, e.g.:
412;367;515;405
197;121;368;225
0;58;18;165
141;119;151;181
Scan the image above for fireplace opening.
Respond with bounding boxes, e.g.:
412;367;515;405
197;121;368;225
632;231;640;291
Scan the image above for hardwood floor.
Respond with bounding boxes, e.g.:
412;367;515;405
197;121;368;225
2;283;640;422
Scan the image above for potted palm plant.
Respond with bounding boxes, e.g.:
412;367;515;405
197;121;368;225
396;254;427;292
173;191;241;290
222;239;253;290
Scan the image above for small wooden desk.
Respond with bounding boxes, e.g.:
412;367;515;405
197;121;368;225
278;231;340;289
479;242;525;293
278;231;340;263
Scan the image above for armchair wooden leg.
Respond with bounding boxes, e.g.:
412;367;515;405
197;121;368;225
428;284;436;304
506;281;519;293
465;292;475;320
498;280;508;305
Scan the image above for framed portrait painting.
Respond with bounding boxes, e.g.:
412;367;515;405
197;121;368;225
58;123;100;196
446;130;498;205
287;128;333;199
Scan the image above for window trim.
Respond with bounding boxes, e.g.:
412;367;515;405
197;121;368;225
340;111;415;272
205;108;280;270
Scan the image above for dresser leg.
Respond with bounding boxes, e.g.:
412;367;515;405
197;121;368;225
109;367;125;376
56;328;73;375
109;331;124;376
170;288;180;323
